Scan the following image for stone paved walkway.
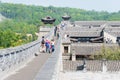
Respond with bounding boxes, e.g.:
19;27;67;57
4;53;51;80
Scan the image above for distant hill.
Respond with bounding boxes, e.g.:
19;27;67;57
0;3;120;25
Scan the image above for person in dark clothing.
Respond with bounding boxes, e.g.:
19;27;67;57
56;26;60;39
54;26;57;37
41;36;45;52
45;39;50;53
51;39;55;52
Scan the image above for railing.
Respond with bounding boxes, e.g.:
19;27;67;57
34;36;62;80
0;27;54;79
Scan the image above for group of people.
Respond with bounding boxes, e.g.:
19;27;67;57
40;23;66;53
41;36;55;53
54;22;66;38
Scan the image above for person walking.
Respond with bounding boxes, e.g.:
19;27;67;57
51;39;55;53
41;36;45;52
54;26;57;37
56;26;60;39
61;22;65;30
45;39;50;53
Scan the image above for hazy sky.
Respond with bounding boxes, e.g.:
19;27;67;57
1;0;120;12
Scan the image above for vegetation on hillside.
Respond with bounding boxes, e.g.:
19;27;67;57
0;2;120;48
1;3;120;23
0;20;38;48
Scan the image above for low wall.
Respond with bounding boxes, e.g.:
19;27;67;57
0;27;54;79
63;60;120;72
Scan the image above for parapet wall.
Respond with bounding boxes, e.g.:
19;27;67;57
0;27;54;79
63;60;120;72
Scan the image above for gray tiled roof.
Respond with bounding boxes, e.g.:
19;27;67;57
63;27;102;37
65;26;103;32
62;38;71;44
105;27;120;32
106;31;120;37
75;21;106;26
71;43;118;55
68;31;101;37
107;21;120;26
63;31;101;37
104;27;120;37
61;21;120;43
75;21;120;27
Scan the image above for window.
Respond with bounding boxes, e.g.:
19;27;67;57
64;46;68;53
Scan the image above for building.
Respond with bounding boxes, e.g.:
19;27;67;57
61;21;120;72
62;21;120;60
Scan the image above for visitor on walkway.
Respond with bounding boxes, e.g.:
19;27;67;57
61;22;65;30
56;26;60;39
45;39;50;53
50;39;55;53
41;36;45;53
54;26;57;37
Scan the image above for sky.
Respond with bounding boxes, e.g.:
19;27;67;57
1;0;120;12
